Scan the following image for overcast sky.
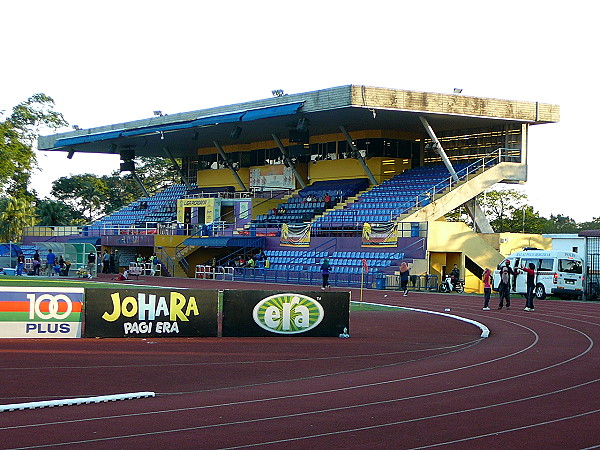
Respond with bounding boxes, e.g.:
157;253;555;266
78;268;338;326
3;1;598;222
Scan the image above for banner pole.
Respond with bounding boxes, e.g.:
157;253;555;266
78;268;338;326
360;269;364;302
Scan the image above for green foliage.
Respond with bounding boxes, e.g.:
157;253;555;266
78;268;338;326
35;199;84;226
51;174;109;222
0;196;36;241
448;189;595;234
0;94;67;198
578;217;600;230
48;157;182;223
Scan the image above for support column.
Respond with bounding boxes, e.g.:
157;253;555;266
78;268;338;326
131;172;150;197
339;126;377;186
213;141;248;191
272;134;307;189
162;147;193;190
419;117;458;182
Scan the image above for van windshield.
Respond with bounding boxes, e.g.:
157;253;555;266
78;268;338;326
559;259;583;274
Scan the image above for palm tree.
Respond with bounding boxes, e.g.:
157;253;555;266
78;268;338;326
36;199;78;226
0;196;36;242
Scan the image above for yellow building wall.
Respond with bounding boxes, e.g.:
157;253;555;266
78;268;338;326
478;233;552;255
196;168;250;190
428;221;505;293
427;222;552;294
308;157;411;184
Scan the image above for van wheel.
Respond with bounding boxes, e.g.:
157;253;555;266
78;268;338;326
534;284;546;300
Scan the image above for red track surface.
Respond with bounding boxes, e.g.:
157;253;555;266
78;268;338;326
1;276;600;449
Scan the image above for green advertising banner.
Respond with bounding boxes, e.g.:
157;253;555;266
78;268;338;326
222;290;350;337
84;288;218;338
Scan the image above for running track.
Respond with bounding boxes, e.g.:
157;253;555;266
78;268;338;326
1;277;599;449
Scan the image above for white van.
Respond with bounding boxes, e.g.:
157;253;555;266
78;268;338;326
493;249;584;300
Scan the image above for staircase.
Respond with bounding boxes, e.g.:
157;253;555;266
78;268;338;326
398;151;526;226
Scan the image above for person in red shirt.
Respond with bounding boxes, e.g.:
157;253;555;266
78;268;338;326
482;268;492;310
521;262;536;311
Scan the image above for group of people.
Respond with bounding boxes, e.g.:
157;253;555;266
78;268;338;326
100;249;121;274
234;251;270;270
482;259;536;312
22;249;72;277
302;192;334;209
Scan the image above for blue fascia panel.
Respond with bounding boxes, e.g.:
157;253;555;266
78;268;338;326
191;111;245;127
54;130;124;148
241;102;304;122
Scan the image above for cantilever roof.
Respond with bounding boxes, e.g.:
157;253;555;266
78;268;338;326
38;85;559;159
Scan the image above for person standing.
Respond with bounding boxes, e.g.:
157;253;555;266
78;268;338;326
482;267;492;310
33;250;41;275
102;250;110;274
46;249;56;276
16;253;25;276
450;264;460;289
109;250;116;274
498;260;514;309
521;262;536;311
87;250;96;279
113;249;120;274
399;262;410;296
320;258;331;290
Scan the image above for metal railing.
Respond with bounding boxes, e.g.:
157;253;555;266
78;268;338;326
389;148;517;220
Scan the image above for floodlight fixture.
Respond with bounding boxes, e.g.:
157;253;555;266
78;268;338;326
67;149;75;159
153;110;163;116
271;89;285;97
453;88;463;94
72;125;81;130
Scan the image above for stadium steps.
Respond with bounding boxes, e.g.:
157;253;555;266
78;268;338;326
397;161;525;225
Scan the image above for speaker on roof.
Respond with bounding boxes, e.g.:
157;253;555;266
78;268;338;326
120;149;135;161
289;128;309;144
120;161;135;173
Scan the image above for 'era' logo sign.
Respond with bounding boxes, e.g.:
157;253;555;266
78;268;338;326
252;293;324;334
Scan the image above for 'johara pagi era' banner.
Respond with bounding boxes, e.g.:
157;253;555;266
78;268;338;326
84;287;218;338
0;287;84;338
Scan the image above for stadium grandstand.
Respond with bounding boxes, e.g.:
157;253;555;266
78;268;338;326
33;84;560;293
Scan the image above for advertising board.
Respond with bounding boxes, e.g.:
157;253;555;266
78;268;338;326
84;288;218;338
0;287;84;338
222;290;350;337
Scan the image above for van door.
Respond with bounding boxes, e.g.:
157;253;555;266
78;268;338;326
515;258;535;295
557;258;584;292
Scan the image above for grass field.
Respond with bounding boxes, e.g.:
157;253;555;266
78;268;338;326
0;275;141;289
0;275;397;311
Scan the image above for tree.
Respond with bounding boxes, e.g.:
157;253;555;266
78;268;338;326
0;94;67;198
478;189;528;232
50;174;109;222
36;199;84;226
579;217;600;231
0;196;36;242
47;157;184;224
541;214;579;234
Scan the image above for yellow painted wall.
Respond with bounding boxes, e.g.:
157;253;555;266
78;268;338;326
252;198;282;218
308;157;411;184
196;168;250;190
498;233;552;255
427;222;551;293
196;165;309;191
478;233;552;255
428;221;505;293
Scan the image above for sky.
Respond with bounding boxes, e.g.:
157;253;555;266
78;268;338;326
2;1;598;222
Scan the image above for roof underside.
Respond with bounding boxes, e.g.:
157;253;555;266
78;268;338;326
38;85;560;159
